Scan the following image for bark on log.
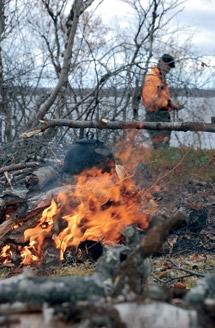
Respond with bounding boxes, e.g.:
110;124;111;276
27;184;75;209
0;205;47;245
0;272;106;304
21;119;215;138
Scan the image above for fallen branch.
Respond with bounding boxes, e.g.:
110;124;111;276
21;119;215;138
0;272;106;304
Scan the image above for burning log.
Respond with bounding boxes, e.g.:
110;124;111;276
0;193;27;224
0;205;48;247
0;165;152;267
141;210;188;257
27;185;75;210
20;119;215;139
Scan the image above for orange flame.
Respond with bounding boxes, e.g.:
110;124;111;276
18;168;154;264
0;245;12;264
0;142;157;266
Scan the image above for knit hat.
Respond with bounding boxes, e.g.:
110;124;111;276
160;54;175;68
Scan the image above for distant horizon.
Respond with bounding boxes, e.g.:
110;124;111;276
5;85;215;95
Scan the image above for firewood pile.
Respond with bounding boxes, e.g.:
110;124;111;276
0;139;214;327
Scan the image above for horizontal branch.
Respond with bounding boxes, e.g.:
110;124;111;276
21;119;215;138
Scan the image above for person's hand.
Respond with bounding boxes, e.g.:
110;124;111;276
170;100;184;111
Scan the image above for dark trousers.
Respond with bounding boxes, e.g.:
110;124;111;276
145;110;171;149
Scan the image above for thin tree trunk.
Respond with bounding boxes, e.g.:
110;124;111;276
27;0;95;129
0;0;12;143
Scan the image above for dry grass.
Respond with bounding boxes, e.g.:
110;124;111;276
49;263;96;277
152;253;215;289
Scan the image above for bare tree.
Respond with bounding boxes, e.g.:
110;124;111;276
1;0;214;152
0;0;12;143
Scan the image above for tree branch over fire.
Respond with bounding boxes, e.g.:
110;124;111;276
21;119;215;138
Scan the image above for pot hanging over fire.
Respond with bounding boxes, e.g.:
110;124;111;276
63;138;115;175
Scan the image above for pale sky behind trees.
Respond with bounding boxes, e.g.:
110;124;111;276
93;0;215;88
97;0;215;56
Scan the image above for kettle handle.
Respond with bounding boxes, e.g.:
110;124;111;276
86;131;94;140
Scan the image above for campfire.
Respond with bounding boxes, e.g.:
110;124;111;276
0;165;155;266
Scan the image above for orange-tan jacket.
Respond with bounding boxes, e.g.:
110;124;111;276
142;66;171;112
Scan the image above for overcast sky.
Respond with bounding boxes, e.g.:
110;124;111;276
96;0;215;56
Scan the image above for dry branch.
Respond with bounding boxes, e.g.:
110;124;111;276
168;259;205;278
0;162;40;175
21;119;215;138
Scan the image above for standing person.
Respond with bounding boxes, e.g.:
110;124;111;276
141;54;182;149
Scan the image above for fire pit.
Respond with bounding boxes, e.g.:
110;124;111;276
0;165;152;267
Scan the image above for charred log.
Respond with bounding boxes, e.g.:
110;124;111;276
0;193;27;224
0;205;48;246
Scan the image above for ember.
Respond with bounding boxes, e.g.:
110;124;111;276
0;166;155;266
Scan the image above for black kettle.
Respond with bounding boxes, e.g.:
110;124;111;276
63;138;115;175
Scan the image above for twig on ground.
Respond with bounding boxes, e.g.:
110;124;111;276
168;259;205;278
145;148;191;194
3;172;14;190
